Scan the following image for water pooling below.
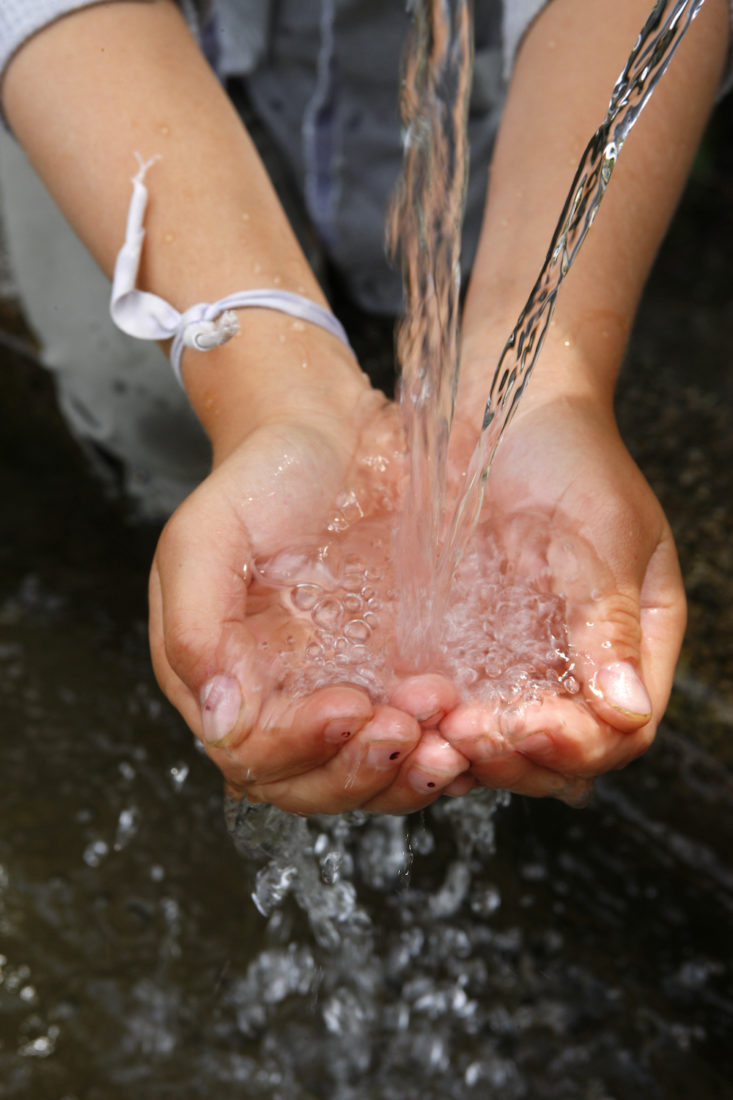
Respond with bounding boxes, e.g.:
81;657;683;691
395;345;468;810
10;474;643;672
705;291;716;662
0;105;732;1092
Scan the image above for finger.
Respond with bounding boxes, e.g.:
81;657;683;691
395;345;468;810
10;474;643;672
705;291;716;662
567;525;685;736
244;705;421;814
440;700;594;803
389;673;459;726
363;728;470;814
208;683;375;790
440;694;644;784
149;495;264;743
470;751;593;806
443;774;479;797
539;517;651;732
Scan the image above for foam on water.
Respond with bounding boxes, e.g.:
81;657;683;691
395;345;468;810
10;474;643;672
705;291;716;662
254;500;580;706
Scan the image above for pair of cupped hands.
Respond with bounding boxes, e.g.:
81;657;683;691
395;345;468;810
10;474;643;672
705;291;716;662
148;348;686;817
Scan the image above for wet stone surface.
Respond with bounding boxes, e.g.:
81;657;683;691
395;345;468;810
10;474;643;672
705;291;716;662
0;105;732;1100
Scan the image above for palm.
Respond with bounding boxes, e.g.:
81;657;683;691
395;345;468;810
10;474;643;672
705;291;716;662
439;390;686;799
148;397;468;815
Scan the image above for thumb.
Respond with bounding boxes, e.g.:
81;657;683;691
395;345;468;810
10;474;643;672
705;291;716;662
148;497;264;748
559;526;685;733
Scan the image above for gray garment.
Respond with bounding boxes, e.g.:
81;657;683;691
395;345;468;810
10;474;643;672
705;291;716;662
212;0;531;313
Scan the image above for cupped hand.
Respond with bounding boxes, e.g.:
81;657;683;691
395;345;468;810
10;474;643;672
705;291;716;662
148;387;466;815
439;380;686;804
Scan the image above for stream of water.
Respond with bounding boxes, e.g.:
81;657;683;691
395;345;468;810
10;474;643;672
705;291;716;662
255;0;707;713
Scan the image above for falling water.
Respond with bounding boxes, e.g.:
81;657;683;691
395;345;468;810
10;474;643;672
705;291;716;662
256;0;706;710
387;0;472;664
436;0;707;588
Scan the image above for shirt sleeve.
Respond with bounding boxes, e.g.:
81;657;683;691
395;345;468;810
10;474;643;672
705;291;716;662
0;0;205;87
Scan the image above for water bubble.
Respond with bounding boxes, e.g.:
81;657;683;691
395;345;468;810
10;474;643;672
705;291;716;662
312;598;342;629
291;583;322;610
344;619;371;643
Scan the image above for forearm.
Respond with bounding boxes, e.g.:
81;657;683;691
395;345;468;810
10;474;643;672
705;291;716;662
2;0;366;459
461;0;728;407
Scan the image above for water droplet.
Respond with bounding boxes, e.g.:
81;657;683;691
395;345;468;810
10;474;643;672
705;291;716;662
113;806;138;851
169;762;190;791
291;583;322;610
313;598;342;628
83;839;109;868
343;593;363;614
344;619;371;643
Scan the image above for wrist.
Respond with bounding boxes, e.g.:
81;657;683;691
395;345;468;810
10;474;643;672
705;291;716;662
458;307;627;427
179;309;373;464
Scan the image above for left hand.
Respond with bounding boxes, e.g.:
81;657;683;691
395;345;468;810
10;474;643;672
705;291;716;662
438;375;686;804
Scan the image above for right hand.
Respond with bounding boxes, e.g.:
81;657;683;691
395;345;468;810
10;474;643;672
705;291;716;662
148;380;467;816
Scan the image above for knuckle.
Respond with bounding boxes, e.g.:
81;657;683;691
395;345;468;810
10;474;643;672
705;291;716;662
594;589;641;659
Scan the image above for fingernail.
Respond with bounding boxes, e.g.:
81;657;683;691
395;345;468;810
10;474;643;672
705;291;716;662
324;716;364;743
366;742;408;770
416;708;445;726
594;661;652;720
200;675;242;745
407;768;444;794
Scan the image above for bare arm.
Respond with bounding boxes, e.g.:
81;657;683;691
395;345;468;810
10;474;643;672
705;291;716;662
461;0;729;402
2;0;366;459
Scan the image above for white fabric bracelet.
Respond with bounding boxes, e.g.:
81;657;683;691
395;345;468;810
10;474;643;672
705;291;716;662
110;154;353;388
